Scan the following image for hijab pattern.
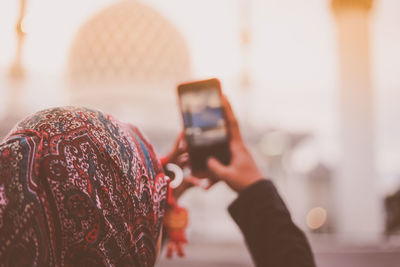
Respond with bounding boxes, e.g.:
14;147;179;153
0;107;168;266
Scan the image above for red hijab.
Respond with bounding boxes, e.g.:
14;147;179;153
0;107;169;266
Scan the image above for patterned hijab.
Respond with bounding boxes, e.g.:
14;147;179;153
0;107;169;266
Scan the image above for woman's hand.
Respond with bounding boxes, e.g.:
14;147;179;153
206;96;263;193
164;95;263;194
163;132;202;199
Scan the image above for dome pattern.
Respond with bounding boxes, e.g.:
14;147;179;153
68;0;191;90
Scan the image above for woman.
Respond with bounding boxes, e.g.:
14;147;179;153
0;99;316;267
0;107;170;266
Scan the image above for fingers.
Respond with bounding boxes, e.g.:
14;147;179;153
221;95;242;142
177;153;189;166
207;157;229;180
175;131;185;147
166;242;175;258
204;177;219;190
178;132;188;151
173;131;187;155
177;242;185;257
165;241;185;258
184;176;202;187
165;132;188;166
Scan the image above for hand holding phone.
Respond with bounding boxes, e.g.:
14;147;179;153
207;95;263;192
177;79;262;192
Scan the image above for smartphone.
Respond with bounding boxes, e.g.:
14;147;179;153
177;78;231;172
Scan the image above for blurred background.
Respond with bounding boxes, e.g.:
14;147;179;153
1;0;400;266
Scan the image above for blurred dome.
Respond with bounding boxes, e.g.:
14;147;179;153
67;0;191;96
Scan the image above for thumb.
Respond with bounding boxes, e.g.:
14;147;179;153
207;157;229;179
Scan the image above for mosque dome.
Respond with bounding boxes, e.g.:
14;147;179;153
67;0;191;95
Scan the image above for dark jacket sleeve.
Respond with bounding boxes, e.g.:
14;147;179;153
228;179;316;267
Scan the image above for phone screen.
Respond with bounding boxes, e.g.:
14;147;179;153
178;79;231;171
179;85;228;147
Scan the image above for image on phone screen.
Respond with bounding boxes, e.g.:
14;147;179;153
180;87;228;147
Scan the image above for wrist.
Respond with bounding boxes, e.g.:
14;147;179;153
237;176;264;193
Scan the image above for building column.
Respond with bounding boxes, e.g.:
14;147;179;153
332;0;381;240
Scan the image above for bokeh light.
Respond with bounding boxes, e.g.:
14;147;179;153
306;207;328;230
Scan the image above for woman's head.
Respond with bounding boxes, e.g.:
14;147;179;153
0;107;169;266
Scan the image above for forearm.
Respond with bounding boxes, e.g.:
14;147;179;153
228;180;316;267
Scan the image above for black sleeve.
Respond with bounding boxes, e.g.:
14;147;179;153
228;179;316;267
